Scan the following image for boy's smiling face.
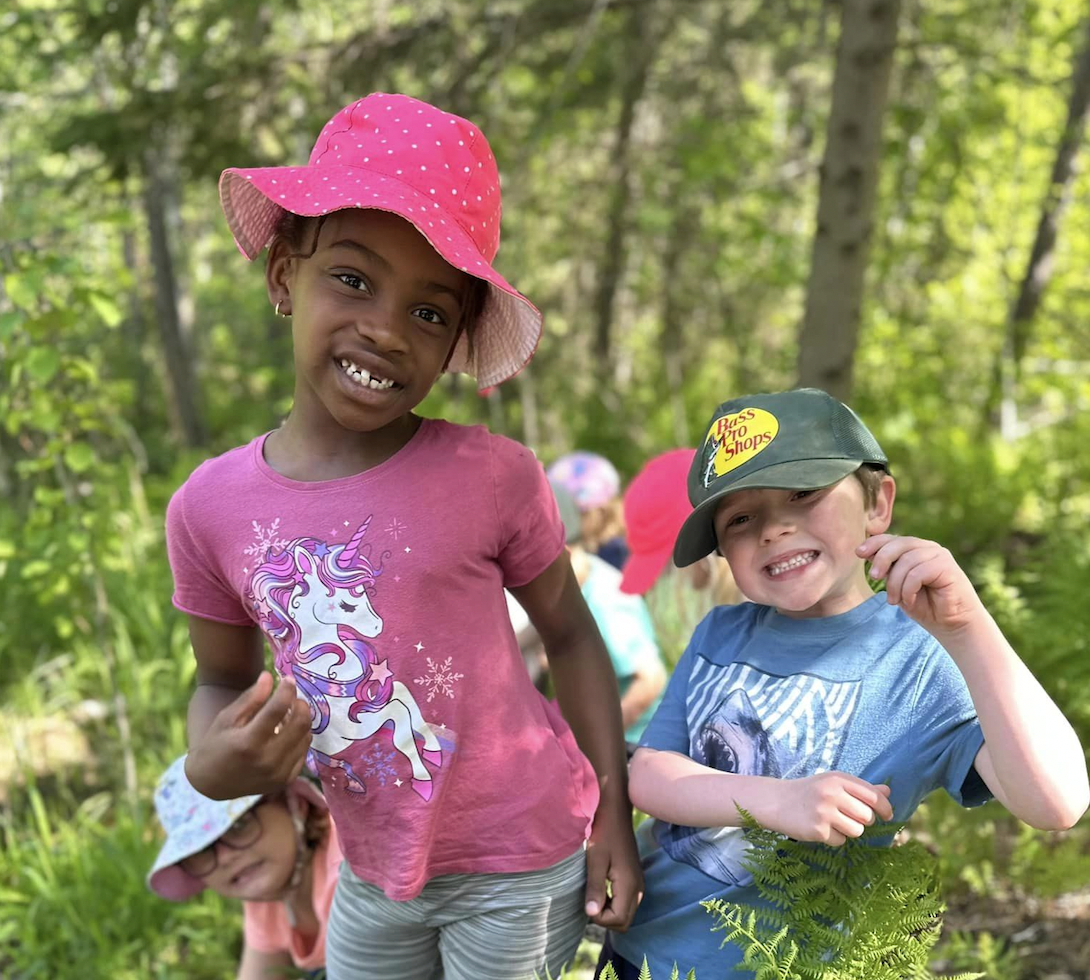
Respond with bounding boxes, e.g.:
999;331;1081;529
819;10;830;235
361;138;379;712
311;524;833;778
713;473;895;619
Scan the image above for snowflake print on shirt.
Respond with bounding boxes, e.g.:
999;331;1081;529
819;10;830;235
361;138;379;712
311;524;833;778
246;517;452;802
414;656;465;702
362;743;398;786
244;518;290;562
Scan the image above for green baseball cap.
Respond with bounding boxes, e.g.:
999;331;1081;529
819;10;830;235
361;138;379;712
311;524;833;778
673;388;887;567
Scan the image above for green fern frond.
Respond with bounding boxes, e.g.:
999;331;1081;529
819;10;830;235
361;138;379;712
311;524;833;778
700;807;975;978
638;956;653;980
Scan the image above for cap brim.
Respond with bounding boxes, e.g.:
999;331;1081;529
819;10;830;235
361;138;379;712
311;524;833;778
219;167;541;391
672;458;864;567
620;547;671;596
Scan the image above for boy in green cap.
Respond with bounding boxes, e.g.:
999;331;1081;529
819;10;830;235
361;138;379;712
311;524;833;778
601;388;1088;979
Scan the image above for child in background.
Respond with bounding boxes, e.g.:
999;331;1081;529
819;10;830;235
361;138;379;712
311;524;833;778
548;451;629;571
552;482;666;742
148;756;339;979
601;388;1088;979
619;449;743;666
168;92;640;980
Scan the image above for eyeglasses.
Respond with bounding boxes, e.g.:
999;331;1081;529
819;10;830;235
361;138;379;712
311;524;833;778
179;808;263;878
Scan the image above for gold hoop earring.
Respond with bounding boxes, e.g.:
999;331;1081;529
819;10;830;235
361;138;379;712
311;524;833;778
275;300;291;318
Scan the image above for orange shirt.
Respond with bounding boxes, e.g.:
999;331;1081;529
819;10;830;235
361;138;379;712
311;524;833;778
242;824;342;970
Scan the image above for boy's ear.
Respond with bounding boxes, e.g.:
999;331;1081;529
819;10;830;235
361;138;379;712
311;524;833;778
265;239;296;313
865;474;896;535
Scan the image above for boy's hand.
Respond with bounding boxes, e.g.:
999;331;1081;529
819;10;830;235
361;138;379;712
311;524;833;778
584;802;644;931
771;772;893;845
857;534;986;636
186;672;312;800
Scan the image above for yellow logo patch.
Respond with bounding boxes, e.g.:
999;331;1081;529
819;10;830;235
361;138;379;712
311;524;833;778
702;408;779;487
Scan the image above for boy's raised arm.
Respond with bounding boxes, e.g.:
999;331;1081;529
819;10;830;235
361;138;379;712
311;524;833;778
859;533;1089;830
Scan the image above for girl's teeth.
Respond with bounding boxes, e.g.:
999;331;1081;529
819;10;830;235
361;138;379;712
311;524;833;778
341;360;395;390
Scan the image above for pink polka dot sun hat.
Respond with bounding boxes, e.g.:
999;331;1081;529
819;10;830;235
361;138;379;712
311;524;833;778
219;92;541;391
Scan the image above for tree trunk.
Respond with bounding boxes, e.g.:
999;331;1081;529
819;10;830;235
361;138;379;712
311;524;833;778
796;0;902;400
517;365;541;450
660;204;699;447
1008;16;1090;359
142;146;207;448
987;13;1090;438
593;6;661;375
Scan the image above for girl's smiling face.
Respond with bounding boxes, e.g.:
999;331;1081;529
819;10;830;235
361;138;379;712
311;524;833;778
191;798;299;902
713;473;895;619
268;210;474;443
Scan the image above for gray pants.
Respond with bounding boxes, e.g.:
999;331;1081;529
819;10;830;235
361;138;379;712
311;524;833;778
326;848;588;980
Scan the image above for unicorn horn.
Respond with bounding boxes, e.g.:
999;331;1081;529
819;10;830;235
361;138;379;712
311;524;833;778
337;516;372;568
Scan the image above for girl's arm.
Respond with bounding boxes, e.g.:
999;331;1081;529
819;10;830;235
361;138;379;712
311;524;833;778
860;534;1089;830
237;944;294;980
510;550;644;931
184;616;313;800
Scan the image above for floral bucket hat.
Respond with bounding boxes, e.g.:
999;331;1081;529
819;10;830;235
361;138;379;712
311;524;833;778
146;755;326;901
219;92;541;391
546;452;622;512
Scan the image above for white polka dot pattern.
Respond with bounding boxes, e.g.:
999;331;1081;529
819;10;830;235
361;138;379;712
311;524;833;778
218;93;540;390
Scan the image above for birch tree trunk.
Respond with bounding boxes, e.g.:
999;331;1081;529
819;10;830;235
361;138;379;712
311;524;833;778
796;0;902;400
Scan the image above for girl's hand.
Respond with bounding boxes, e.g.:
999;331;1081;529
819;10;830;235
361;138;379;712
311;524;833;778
767;772;893;846
857;534;987;637
186;672;312;800
584;803;644;931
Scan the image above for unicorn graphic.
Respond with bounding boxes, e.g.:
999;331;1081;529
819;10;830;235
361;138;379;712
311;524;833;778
249;518;444;800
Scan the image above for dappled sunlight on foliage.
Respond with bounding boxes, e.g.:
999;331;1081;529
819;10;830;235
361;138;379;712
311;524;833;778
3;0;1090;975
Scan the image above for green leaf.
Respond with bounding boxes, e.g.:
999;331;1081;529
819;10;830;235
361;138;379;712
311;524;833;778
64;441;96;473
0;310;22;341
3;271;41;311
25;346;60;383
88;293;123;328
21;559;50;579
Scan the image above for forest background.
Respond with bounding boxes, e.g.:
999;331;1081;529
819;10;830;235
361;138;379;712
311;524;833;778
2;0;1090;976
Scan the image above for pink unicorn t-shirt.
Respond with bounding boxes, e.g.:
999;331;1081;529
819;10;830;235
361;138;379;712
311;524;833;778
167;419;599;900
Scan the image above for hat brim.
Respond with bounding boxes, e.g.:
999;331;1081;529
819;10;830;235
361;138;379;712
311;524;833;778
672;459;866;568
146;777;327;902
219;166;541;391
620;546;671;596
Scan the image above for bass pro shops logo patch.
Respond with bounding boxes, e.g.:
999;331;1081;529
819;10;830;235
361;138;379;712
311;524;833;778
702;408;779;488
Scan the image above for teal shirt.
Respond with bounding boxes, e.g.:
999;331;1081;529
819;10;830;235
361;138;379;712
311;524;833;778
581;554;665;741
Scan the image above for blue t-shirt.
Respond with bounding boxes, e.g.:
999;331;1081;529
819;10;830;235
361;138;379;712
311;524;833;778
610;594;989;979
581;554;664;741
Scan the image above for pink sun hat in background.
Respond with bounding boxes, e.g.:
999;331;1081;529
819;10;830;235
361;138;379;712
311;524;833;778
218;92;541;391
620;449;697;595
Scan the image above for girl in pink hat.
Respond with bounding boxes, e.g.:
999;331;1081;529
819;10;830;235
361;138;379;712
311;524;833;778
167;93;640;980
